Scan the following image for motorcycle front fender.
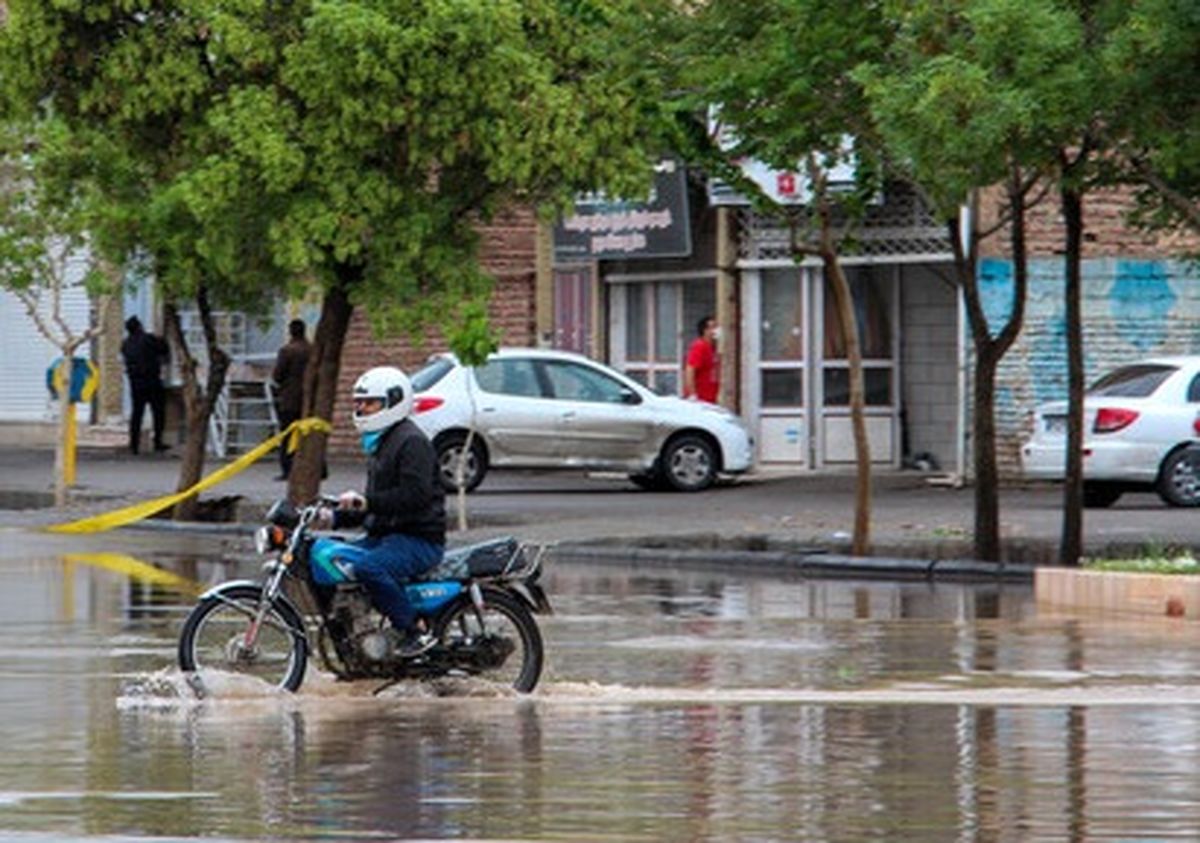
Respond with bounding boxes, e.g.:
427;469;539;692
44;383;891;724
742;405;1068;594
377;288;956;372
199;579;263;600
198;580;306;628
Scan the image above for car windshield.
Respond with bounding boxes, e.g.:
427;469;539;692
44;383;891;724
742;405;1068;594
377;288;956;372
411;357;455;392
1087;363;1176;397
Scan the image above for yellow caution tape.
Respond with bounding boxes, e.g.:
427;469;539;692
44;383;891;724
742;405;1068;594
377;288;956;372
63;551;204;595
45;416;332;534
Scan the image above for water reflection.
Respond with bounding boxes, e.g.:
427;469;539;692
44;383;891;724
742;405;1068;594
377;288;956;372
0;548;1199;840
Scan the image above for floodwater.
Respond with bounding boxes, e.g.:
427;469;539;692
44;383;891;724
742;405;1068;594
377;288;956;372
2;537;1200;842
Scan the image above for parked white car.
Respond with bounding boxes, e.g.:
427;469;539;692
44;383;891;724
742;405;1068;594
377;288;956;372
409;348;755;492
1021;356;1200;507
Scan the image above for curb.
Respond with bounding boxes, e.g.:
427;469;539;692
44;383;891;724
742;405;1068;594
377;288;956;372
551;543;1036;582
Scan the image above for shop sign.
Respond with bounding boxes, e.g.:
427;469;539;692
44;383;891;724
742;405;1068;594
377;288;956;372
707;109;858;205
553;159;692;261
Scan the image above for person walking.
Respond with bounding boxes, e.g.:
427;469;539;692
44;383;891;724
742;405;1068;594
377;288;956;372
683;315;720;404
272;318;311;480
120;316;170;454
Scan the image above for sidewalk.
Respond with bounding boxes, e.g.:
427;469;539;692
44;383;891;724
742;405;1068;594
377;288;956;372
0;441;1195;570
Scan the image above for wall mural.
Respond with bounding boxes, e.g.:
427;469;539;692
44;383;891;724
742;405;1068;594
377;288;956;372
972;257;1200;476
1110;259;1175;352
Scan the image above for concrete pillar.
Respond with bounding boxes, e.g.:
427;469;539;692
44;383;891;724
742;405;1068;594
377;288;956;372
715;207;739;411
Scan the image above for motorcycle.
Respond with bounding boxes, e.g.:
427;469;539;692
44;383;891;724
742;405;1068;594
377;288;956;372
177;497;552;693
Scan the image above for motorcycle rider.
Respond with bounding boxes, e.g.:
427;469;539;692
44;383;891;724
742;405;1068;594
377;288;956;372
319;366;446;656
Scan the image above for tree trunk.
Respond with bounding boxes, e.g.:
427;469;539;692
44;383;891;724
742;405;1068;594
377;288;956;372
818;224;871;556
289;274;356;504
165;288;230;521
1060;181;1085;566
953;173;1030;562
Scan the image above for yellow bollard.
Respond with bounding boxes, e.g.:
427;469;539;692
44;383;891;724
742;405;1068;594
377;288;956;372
64;406;77;488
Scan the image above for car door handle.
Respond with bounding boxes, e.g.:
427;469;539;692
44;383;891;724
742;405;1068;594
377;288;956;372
479;406;497;413
561;410;576;420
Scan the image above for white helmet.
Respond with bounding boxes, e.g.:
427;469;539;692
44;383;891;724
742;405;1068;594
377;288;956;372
351;366;414;433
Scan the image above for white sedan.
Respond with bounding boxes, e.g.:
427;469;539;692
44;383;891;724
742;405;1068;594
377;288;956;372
408;348;755;492
1021;356;1200;507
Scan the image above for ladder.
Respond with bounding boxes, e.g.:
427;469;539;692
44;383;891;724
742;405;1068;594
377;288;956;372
209;379;278;458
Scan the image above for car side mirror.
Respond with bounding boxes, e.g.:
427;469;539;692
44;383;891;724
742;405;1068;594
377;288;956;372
620;388;641;405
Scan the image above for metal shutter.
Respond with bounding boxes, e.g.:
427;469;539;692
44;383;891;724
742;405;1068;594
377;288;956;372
0;287;92;421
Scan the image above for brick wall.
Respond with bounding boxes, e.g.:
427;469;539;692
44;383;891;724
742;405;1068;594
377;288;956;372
975;257;1200;478
980;183;1200;259
328;208;539;455
968;187;1200;479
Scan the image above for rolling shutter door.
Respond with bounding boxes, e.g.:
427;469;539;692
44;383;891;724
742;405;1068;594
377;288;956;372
0;287;92;421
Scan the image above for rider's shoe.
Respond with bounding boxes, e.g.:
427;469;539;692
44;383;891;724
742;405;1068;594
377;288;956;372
392;630;436;658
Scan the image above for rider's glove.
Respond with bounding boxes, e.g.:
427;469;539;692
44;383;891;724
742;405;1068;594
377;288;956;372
338;490;367;512
312;506;335;531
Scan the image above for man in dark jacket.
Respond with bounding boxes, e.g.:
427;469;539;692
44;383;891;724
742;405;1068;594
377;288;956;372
271;318;311;479
321;365;446;656
120;316;170;454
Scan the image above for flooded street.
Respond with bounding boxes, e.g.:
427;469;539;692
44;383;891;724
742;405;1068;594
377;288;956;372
2;530;1200;841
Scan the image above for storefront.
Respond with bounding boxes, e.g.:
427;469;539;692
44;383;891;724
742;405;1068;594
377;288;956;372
552;173;958;473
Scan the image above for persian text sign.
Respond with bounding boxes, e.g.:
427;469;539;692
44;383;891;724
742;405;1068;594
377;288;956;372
554;160;692;261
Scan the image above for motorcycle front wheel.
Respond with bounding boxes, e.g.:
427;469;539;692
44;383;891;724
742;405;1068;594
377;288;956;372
178;585;309;692
433;589;544;692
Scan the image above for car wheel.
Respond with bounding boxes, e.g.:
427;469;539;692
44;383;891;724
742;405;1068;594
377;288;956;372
661;434;717;492
436;432;488;494
628;470;667;491
1082;482;1123;509
1157;447;1200;507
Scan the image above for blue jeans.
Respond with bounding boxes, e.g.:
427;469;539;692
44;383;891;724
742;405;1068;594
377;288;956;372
331;534;443;632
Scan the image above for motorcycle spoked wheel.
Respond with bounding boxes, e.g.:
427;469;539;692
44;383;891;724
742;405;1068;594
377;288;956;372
433;589;544;693
178;585;309;692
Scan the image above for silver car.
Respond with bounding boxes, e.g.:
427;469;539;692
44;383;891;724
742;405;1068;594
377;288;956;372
410;348;755;492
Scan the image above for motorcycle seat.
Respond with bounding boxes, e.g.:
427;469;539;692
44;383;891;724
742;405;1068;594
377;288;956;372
419;536;520;582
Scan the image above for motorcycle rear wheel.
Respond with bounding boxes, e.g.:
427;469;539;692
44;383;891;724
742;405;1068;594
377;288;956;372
433;589;544;692
178;585;309;692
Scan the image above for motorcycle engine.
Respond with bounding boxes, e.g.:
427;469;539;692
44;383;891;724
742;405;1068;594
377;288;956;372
330;587;391;663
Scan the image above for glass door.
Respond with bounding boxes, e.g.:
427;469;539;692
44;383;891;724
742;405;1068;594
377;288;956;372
756;267;809;464
614;280;715;397
817;264;899;465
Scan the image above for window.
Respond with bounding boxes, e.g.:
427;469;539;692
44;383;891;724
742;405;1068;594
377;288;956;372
821;265;895;407
474;359;543;397
411;357;455;392
1089;364;1176;398
621;280;715;396
542;361;632;404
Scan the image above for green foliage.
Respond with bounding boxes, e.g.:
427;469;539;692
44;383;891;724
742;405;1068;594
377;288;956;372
1085;551;1200;575
0;119;120;302
1102;0;1200;233
1;0;672;345
859;0;1093;216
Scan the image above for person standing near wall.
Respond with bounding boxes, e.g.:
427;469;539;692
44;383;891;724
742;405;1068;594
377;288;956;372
272;318;311;480
683;315;720;404
120;316;170;455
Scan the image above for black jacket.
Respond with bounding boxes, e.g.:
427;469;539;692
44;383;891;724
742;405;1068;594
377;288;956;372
121;331;169;388
335;418;445;545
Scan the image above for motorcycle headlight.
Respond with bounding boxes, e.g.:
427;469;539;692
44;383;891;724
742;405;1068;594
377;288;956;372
254;525;287;554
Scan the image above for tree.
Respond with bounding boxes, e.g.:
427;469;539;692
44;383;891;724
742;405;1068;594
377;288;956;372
1;0;671;509
1103;0;1200;235
860;0;1091;561
661;0;891;555
0;121;119;506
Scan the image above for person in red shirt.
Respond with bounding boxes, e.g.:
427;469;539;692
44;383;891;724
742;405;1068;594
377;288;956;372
684;315;720;403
